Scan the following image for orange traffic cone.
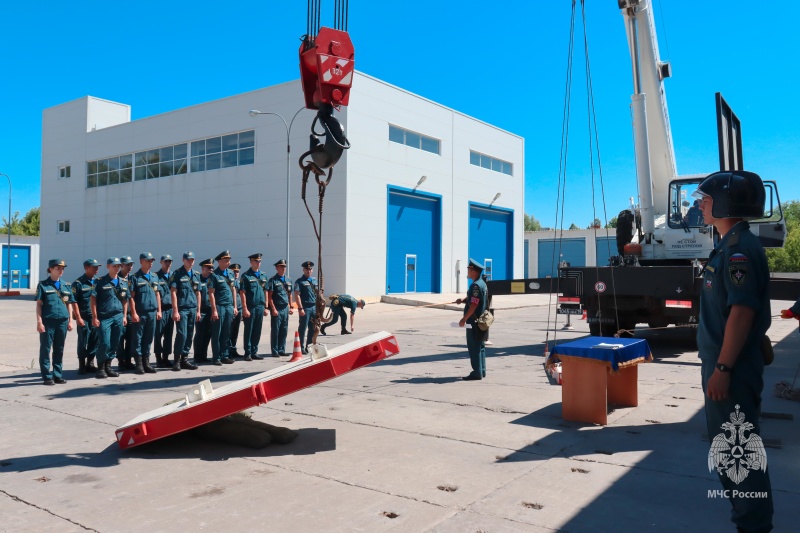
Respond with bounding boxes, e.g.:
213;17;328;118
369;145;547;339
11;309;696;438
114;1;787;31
581;309;587;320
289;331;303;362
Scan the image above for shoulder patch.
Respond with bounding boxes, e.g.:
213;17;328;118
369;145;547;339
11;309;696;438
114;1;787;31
729;253;749;287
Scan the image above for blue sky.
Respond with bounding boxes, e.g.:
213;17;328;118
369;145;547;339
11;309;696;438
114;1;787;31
1;1;798;229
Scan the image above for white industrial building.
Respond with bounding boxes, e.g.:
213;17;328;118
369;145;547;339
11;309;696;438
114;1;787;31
40;72;524;296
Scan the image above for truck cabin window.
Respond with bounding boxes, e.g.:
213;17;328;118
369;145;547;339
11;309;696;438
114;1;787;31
669;182;705;228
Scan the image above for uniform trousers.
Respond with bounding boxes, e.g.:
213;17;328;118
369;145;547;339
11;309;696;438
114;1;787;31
211;304;234;361
173;309;196;359
243;305;265;356
39;318;68;380
97;314;124;365
701;354;773;533
270;306;289;355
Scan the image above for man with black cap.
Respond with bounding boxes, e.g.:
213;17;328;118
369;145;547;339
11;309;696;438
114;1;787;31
116;256;136;371
228;263;244;357
129;252;162;374
239;253;268;361
456;258;488;380
36;259;76;385
90;258;128;379
208;250;237;365
294;261;319;353
169;252;200;371
71;258;100;375
694;170;773;533
320;294;365;336
267;259;294;356
193;258;215;363
154;255;174;368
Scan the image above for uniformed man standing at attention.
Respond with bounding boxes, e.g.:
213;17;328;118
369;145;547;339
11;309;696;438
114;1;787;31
320;294;365;336
90;258;128;379
117;256;136;371
267;259;294;356
239;253;268;361
35;259;76;385
208;250;237;366
228;263;243;358
71;258;100;375
456;259;488;381
169;252;200;371
294;261;318;354
193;258;215;364
694;171;773;533
154;255;174;368
129;252;161;374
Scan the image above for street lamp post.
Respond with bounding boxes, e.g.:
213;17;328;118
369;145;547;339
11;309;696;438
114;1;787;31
249;108;306;271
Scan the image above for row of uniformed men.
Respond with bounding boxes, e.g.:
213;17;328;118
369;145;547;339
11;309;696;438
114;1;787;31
35;251;323;384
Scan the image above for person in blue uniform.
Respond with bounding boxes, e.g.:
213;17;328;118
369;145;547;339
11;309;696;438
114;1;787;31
456;258;488;381
320;294;364;336
116;256;136;371
35;259;76;385
169;252;200;371
71;258;100;375
228;263;244;357
208;250;237;366
129;252;162;374
239;253;267;361
294;261;318;353
154;255;174;368
193;258;214;364
267;259;294;356
695;170;773;533
90;258;128;379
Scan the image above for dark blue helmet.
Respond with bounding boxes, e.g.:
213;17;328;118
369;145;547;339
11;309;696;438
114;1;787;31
693;170;765;220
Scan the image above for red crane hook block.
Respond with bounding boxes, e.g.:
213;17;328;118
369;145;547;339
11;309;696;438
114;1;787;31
299;27;355;110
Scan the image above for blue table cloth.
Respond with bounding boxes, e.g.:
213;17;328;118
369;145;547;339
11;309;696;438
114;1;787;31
549;336;652;371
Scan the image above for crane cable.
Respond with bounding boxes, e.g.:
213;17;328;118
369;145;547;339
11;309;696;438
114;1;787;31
544;0;577;355
579;0;622;336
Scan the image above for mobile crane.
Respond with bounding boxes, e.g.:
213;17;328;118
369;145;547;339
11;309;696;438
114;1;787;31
554;0;787;336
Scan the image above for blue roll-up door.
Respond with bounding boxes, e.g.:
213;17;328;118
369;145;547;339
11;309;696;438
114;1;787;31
524;239;530;278
595;236;617;268
469;205;513;280
1;244;31;289
386;189;441;294
537;238;586;277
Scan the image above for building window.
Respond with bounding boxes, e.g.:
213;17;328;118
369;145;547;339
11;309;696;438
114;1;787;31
57;220;70;233
470;150;513;176
85;130;254;189
389;125;440;155
59;165;71;180
190;130;255;172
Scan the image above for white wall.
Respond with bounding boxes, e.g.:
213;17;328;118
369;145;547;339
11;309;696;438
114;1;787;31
41;74;525;296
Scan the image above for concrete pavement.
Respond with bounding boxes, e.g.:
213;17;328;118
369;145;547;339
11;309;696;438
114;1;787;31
1;293;799;532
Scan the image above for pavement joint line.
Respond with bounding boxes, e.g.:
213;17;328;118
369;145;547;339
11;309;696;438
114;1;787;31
2;397;117;427
238;456;456;510
0;489;99;532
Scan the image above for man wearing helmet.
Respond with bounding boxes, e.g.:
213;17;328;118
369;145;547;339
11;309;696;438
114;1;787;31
694;170;772;533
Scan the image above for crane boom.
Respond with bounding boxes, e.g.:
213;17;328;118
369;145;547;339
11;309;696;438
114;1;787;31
620;0;677;239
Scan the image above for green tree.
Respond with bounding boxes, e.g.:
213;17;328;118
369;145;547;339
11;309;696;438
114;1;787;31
606;216;618;228
587;218;601;229
0;207;40;236
767;200;800;271
524;213;542;232
568;223;579;230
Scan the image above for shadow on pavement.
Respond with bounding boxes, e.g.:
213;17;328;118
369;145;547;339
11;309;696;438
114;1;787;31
0;428;337;473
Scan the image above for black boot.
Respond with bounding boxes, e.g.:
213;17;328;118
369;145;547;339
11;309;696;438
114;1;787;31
319;326;327;336
341;329;351;335
134;357;145;375
78;358;88;375
105;360;119;378
95;362;108;379
142;356;156;374
180;357;197;370
86;358;98;372
172;356;181;371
